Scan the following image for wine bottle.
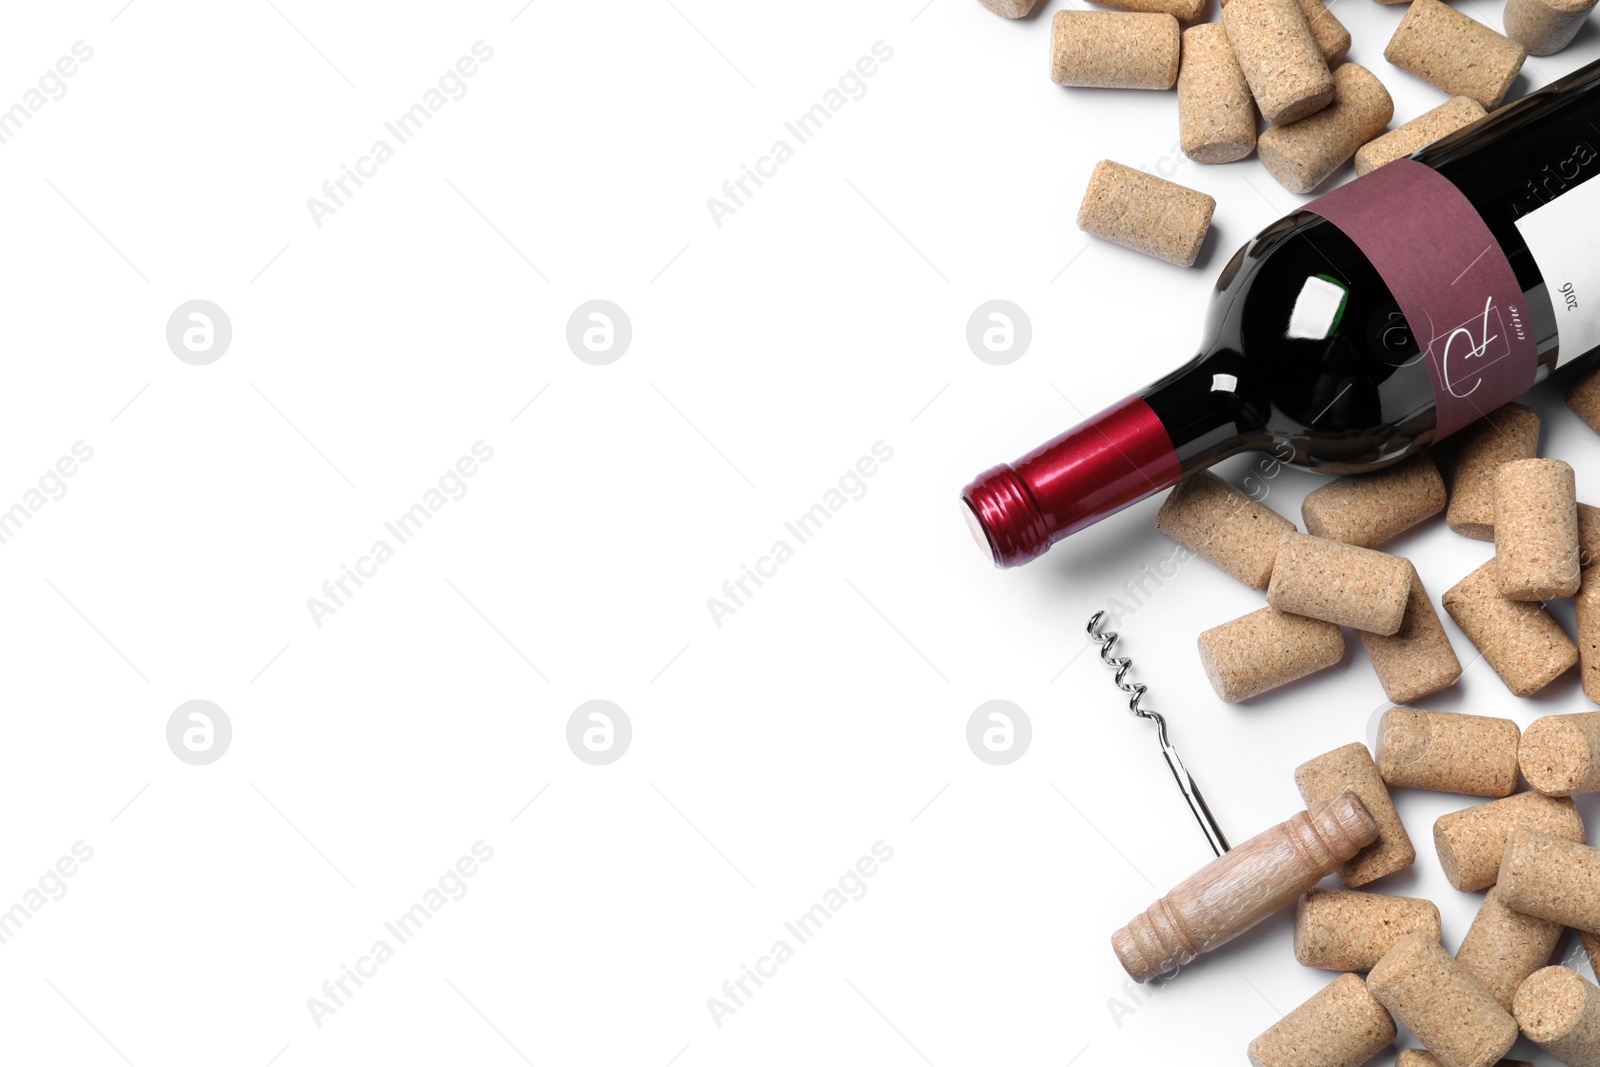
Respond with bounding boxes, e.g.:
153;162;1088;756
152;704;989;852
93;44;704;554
962;57;1600;568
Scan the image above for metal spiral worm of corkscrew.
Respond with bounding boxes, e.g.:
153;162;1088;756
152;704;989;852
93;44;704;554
1086;610;1231;856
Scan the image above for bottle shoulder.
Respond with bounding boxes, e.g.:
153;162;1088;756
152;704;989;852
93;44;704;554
1152;213;1439;474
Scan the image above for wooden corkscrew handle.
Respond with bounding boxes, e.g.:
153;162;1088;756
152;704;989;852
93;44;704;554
1111;790;1377;982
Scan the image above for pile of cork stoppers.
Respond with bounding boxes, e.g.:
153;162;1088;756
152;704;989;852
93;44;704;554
1105;385;1600;1066
1103;392;1600;1067
1117;322;1600;1057
984;0;1587;267
972;0;1600;1060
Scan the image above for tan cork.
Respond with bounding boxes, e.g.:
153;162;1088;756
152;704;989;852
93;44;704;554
1267;533;1412;635
1505;0;1598;55
1367;932;1519;1067
1375;707;1519;797
1514;966;1600;1066
1448;404;1541;540
1178;24;1256;164
1197;606;1345;703
1520;713;1600;796
1457;884;1563;1010
1384;0;1526;109
1302;453;1447;548
1355;97;1487;175
1584;931;1600;980
1360;566;1464;705
978;0;1040;16
1396;1054;1532;1067
1076;159;1214;267
1300;0;1352;63
1441;559;1577;697
1218;0;1349;60
1570;363;1600;435
1492;458;1580;600
1087;0;1206;24
1155;471;1295;587
1433;791;1584;892
1052;11;1181;90
1259;63;1395;195
1297;742;1415;888
1294;888;1442;972
1578;566;1600;702
1113;791;1377;981
1579;504;1600;569
1222;0;1334;125
1498;831;1600;933
1247;973;1397;1067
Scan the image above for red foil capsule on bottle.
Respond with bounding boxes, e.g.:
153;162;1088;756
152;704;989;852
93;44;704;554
961;395;1182;567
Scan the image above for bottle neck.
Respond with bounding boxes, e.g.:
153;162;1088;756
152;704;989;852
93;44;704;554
1139;350;1263;475
961;394;1185;567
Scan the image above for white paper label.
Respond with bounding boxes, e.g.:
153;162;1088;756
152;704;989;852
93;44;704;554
1514;174;1600;367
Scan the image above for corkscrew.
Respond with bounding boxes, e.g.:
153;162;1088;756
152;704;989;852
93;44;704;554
1086;611;1231;856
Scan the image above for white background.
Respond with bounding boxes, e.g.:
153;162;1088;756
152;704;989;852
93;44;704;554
2;1;1600;1065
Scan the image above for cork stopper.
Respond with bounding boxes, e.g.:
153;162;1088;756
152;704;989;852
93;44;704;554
1456;884;1564;1010
1359;566;1464;705
1504;0;1598;55
1177;24;1257;164
1051;11;1181;90
1076;160;1214;267
1579;503;1600;569
1569;364;1600;436
1355;96;1487;175
1086;0;1206;24
1384;0;1527;109
1366;932;1519;1067
1296;742;1415;888
1197;606;1345;703
1375;707;1520;797
1294;888;1441;972
1440;559;1577;698
1514;967;1600;1062
1155;471;1295;588
1447;403;1541;540
1433;792;1585;892
1578;568;1600;702
1247;973;1397;1067
1520;713;1600;796
1301;453;1447;548
1492;458;1580;601
1299;0;1351;63
1219;0;1350;60
978;0;1040;16
1267;532;1412;636
1498;832;1600;937
1222;0;1334;125
1396;1052;1533;1067
1258;63;1394;195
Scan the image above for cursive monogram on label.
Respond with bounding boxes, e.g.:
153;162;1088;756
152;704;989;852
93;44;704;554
1439;296;1504;399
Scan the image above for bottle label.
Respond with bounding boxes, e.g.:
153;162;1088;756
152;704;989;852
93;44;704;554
1515;168;1600;368
1307;159;1537;439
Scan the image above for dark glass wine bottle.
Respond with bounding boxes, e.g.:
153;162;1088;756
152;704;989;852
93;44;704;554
963;57;1600;568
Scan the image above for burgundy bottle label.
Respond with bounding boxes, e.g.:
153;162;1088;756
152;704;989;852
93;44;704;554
1307;159;1537;440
